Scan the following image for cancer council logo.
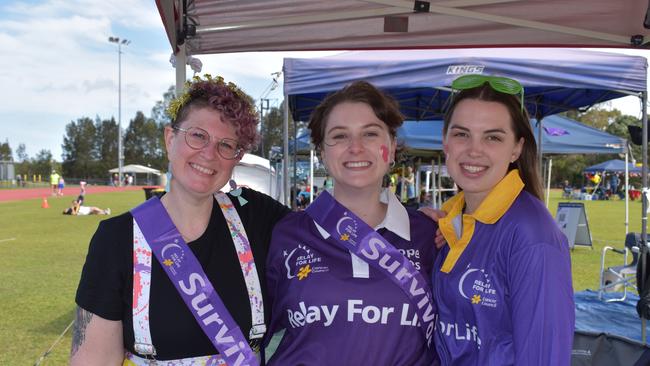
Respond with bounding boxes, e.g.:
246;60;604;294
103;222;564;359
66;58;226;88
284;244;328;280
457;264;498;308
160;238;185;275
336;212;359;245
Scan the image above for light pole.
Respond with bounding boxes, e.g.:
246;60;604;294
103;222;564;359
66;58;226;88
259;98;270;157
108;36;130;186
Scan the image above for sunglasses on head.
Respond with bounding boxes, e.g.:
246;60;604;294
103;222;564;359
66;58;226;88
451;75;525;112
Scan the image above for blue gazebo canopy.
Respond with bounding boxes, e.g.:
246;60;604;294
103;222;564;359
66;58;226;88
583;159;641;174
292;114;625;156
284;48;647;122
397;114;626;155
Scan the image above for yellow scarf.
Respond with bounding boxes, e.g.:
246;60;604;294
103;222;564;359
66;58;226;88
438;170;524;273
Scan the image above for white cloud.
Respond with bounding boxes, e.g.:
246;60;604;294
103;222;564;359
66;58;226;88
0;0;342;159
10;0;160;29
0;1;335;159
0;0;173;158
1;0;647;161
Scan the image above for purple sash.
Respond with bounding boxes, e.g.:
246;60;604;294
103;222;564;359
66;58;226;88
306;191;436;348
131;198;258;366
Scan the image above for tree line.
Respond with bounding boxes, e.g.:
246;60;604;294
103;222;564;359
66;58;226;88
2;85;303;181
1;84;639;186
0;141;58;182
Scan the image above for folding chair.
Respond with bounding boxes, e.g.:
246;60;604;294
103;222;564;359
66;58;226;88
598;232;640;302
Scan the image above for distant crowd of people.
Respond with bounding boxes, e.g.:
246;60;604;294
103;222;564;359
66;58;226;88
111;173;134;187
563;172;626;201
295;165;434;211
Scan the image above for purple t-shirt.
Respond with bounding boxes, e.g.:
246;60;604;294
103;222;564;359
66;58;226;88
267;207;438;365
433;191;574;366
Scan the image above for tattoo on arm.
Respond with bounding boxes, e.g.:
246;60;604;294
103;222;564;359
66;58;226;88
70;307;93;356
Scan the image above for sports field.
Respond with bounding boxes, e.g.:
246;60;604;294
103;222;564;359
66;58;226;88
0;188;641;365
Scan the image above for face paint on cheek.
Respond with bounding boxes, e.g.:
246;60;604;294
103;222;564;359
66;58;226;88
380;145;389;163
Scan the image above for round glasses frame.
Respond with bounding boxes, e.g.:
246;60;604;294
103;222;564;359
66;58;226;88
172;126;242;160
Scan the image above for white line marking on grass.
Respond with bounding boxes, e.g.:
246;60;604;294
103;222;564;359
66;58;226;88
0;237;16;243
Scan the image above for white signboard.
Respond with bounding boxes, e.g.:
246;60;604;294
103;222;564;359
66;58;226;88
556;202;592;249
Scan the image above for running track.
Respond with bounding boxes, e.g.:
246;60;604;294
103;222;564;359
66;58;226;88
0;186;145;202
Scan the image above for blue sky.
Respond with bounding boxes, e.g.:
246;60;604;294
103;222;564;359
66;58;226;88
0;0;337;159
0;0;647;160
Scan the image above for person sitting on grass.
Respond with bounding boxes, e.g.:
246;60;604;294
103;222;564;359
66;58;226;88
62;199;110;216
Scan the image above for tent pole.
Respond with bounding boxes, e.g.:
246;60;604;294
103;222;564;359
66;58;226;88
625;151;629;234
536;115;543;180
540;157;547;202
434;157;438;208
415;162;421;203
293;118;298;210
175;43;186;97
437;154;443;208
275;159;285;202
269;149;274;200
283;95;290;207
309;149;314;204
546;157;552;207
428;158;434;208
425;169;431;206
641;90;648;344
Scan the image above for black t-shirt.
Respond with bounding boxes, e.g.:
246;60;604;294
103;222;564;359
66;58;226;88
75;188;290;360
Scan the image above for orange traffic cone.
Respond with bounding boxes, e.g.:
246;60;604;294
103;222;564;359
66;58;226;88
41;196;49;209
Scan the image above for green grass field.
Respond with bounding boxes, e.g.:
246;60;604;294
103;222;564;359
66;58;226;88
0;189;641;365
0;190;143;365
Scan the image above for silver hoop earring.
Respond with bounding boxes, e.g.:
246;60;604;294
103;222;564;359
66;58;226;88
390;161;396;169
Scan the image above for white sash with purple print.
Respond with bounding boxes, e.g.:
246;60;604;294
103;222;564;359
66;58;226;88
130;194;259;366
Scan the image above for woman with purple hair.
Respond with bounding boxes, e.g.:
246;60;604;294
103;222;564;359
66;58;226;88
71;75;289;365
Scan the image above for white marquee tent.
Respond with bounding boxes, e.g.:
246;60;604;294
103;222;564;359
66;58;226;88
109;164;161;175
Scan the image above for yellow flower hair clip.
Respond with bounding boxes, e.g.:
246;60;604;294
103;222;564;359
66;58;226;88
166;74;255;122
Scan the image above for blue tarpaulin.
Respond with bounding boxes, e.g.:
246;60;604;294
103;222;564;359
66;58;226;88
293;114;625;155
397;114;626;155
583;159;641;174
575;290;649;343
284;48;647;122
288;131;311;154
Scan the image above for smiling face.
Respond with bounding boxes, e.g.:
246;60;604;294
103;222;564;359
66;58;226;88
165;107;241;199
320;102;395;193
443;98;523;211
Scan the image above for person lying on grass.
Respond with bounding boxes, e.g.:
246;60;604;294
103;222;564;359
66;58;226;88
62;199;110;216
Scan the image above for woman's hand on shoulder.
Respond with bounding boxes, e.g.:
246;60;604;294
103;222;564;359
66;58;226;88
434;228;447;249
418;207;446;222
69;306;124;366
418;207;448;250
